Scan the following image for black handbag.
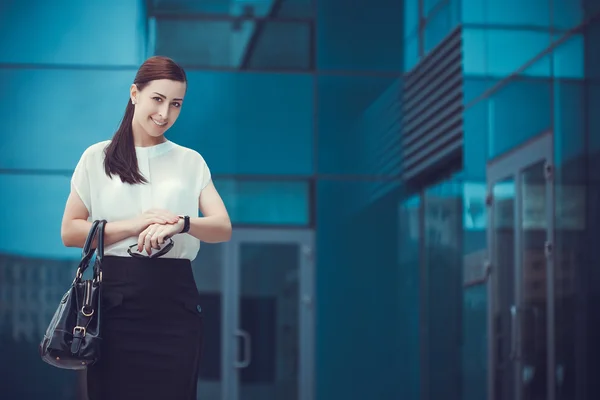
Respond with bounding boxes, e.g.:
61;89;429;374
39;219;107;369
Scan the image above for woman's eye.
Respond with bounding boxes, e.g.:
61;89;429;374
153;97;162;102
172;102;181;108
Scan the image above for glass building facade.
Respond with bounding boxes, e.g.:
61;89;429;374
1;0;600;399
402;1;600;400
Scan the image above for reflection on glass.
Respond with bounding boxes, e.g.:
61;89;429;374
0;254;81;398
216;180;310;226
154;19;311;70
192;243;225;399
520;162;548;400
239;243;299;400
398;195;421;400
424;181;463;400
486;54;552;159
149;0;314;18
463;28;551;78
424;2;454;53
461;0;552;27
317;74;399;175
491;178;515;400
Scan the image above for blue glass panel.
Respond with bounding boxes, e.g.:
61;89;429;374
0;174;80;259
462;284;488;400
487;54;552;158
0;253;80;399
424;0;443;17
424;179;463;400
0;68;136;171
463;28;552;78
171;71;313;175
317;0;403;71
460;0;485;25
154;19;311;70
424;2;456;54
552;34;584;79
0;0;144;66
553;49;585;168
405;32;420;72
149;0;314;18
552;0;583;30
215;179;310;225
316;180;404;399
462;0;551;27
462;29;487;76
398;195;422;400
317;75;400;174
405;0;420;38
462;96;490;180
0;69;314;176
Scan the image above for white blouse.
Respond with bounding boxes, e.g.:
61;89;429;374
71;139;211;261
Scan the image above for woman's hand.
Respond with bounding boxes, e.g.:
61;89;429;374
130;209;180;235
137;219;185;254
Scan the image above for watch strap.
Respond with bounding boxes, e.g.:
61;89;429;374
179;215;190;233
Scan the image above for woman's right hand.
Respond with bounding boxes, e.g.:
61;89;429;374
130;209;180;234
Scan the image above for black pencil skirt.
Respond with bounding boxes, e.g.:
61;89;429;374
86;256;204;400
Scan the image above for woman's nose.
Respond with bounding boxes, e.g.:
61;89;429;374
158;104;169;120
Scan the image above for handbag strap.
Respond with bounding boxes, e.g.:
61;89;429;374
92;220;106;281
74;220;106;281
81;220;100;260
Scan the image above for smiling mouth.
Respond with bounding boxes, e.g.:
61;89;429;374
151;118;167;127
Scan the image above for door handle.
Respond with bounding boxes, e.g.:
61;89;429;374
510;305;519;361
234;329;252;369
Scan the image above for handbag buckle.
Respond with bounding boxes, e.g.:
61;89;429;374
73;326;87;337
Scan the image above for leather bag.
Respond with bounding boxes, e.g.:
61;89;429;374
39;219;106;369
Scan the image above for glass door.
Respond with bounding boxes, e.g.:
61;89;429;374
191;242;228;400
486;133;554;400
224;228;315;400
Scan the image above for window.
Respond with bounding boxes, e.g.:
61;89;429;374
462;0;551;28
405;0;420;38
0;68;135;170
405;32;420;72
463;28;551;78
317;0;403;71
216;179;310;225
153;18;311;70
424;2;454;53
317;74;399;174
175;71;314;175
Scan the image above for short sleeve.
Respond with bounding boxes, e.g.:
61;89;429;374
71;149;92;213
199;157;212;192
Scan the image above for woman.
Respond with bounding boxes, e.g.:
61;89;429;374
60;56;231;399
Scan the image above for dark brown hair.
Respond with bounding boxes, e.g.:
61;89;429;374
103;56;187;184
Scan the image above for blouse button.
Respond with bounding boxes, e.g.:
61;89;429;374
196;305;202;313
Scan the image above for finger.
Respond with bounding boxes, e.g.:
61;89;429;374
138;227;150;252
151;228;161;249
144;231;153;254
157;226;170;246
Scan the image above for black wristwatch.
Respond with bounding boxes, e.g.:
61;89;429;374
179;215;190;233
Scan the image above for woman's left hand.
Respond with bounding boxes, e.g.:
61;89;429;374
137;220;184;254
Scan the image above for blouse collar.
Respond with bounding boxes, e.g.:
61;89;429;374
135;140;174;158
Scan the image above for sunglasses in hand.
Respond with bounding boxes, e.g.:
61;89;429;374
127;238;175;259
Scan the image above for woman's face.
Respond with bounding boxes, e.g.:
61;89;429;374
130;79;187;139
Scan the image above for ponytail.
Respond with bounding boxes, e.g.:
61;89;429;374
103;100;148;184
